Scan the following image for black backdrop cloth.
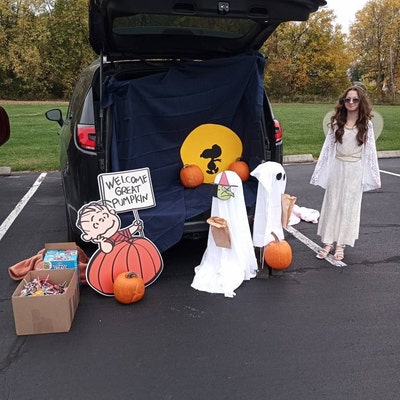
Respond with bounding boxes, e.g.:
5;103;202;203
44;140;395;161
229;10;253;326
102;52;265;252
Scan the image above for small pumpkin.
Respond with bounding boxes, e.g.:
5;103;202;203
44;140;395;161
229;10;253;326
228;158;250;182
180;164;204;188
264;232;292;270
113;272;145;304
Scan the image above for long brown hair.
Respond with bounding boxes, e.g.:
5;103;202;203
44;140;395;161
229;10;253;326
330;85;373;145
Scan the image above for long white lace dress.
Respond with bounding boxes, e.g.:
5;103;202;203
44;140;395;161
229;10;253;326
310;122;381;247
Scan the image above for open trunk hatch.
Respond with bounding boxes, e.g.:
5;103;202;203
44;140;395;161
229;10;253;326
89;0;327;60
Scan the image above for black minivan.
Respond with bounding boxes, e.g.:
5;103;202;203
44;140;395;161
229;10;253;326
46;0;326;252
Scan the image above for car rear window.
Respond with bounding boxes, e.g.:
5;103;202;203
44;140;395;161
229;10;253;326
113;14;255;39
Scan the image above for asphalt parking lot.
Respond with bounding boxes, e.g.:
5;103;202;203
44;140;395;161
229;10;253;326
1;158;399;400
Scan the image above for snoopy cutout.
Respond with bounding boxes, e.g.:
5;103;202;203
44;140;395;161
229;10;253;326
200;144;222;174
180;123;243;183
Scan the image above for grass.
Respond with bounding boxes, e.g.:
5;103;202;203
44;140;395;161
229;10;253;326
0;102;398;171
0;102;67;171
273;103;399;157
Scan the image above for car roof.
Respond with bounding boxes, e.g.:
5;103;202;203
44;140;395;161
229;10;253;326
89;0;327;60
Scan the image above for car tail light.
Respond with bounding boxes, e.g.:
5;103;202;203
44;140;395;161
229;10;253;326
77;124;96;150
274;119;283;142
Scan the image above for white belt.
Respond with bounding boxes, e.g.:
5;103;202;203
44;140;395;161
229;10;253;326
335;151;361;162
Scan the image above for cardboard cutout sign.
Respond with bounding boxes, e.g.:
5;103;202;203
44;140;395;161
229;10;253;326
180;124;243;183
97;168;156;213
76;168;163;296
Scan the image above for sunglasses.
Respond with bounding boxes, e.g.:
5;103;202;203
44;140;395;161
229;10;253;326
344;97;360;104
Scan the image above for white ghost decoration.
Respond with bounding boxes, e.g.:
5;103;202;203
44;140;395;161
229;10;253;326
191;171;258;298
251;161;287;247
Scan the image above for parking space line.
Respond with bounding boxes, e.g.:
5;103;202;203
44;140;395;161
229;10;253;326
0;172;47;241
285;225;346;268
380;169;400;177
283;168;397;267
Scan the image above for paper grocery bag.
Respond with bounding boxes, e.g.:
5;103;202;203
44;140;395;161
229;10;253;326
207;217;231;248
281;194;297;228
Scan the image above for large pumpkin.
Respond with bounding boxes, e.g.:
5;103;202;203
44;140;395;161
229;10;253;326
86;238;163;296
264;232;292;270
228;159;250;182
113;272;145;304
180;164;204;188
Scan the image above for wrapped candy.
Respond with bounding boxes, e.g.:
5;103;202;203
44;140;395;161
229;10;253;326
20;276;67;297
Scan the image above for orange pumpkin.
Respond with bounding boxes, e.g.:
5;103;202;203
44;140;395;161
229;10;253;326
264;232;292;270
86;238;163;296
180;164;204;188
228;159;250;182
113;272;145;304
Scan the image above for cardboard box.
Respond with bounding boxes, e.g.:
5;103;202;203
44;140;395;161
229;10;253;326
43;242;78;271
12;269;80;335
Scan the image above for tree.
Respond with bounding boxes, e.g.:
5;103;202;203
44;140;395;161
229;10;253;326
348;0;400;101
0;1;14;94
0;1;56;98
262;8;350;101
45;0;95;98
0;0;94;99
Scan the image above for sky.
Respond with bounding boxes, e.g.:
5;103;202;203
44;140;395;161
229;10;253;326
326;0;369;32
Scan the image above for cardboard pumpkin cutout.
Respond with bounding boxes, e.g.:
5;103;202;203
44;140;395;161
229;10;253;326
76;168;163;296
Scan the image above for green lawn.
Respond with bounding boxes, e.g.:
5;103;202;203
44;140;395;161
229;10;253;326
272;103;399;157
0;102;67;171
0;102;398;171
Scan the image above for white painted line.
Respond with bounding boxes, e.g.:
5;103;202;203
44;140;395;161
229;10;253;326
0;172;47;241
285;225;346;268
380;169;400;178
283;168;398;267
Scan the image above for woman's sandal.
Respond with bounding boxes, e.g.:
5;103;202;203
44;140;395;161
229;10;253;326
334;245;345;261
316;244;333;259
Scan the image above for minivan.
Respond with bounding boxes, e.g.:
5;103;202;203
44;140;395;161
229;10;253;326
46;0;326;252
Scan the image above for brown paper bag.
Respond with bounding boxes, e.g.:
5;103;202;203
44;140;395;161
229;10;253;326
281;194;297;228
207;217;231;248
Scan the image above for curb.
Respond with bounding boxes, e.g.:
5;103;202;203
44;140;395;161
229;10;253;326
0;166;11;176
284;150;400;164
377;150;400;159
1;151;399;175
283;154;314;164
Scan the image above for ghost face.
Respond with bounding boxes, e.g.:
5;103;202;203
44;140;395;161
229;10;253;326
212;171;237;200
216;183;235;200
250;161;287;207
274;171;286;190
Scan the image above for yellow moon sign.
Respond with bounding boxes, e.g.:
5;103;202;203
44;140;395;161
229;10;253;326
180;124;243;183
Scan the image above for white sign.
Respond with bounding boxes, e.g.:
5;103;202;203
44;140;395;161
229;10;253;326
97;168;156;213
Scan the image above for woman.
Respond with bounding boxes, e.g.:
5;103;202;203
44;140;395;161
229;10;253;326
310;85;381;261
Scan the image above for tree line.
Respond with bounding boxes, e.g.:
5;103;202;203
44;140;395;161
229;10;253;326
0;0;94;100
0;0;399;102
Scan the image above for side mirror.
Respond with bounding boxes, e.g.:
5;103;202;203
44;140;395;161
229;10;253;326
0;106;10;146
45;109;64;127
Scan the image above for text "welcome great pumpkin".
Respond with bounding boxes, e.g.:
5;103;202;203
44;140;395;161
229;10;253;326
98;168;156;213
